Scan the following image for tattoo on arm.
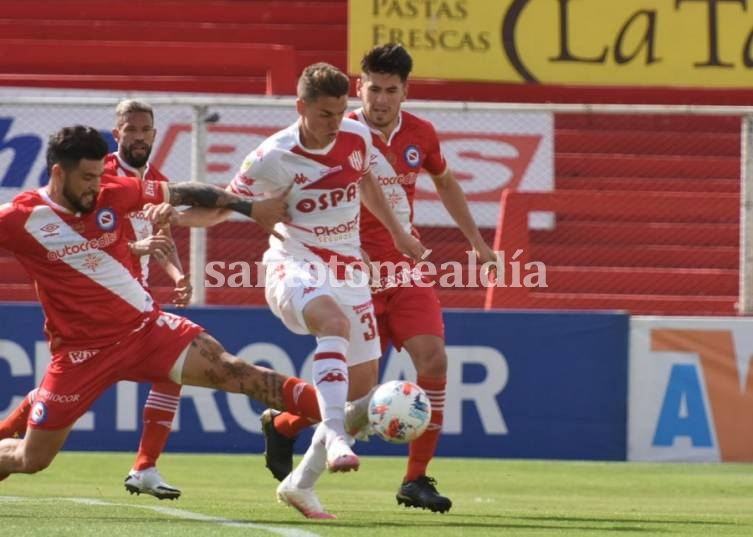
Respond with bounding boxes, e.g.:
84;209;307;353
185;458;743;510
168;183;253;218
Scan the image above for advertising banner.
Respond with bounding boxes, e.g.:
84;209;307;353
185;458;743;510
0;97;552;228
0;305;628;460
629;316;753;462
349;0;753;88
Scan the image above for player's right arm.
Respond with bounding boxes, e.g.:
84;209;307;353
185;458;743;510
165;182;256;217
143;181;286;229
172;206;232;228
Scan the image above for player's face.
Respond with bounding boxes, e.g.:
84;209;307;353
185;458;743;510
59;158;104;214
113;111;156;169
357;72;406;132
296;95;348;150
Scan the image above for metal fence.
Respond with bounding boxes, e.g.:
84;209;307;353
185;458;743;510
1;94;751;314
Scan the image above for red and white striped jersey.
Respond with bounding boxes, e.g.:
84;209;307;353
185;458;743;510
229;118;374;265
0;175;168;352
349;109;447;262
104;153;170;287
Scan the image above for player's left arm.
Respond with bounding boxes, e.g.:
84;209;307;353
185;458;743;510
432;169;498;274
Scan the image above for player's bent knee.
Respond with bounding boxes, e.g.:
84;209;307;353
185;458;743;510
22;452;55;474
317;314;351;338
413;350;447;377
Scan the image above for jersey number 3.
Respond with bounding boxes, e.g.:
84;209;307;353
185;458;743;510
360;312;376;341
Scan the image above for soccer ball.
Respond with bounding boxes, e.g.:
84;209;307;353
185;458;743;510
368;380;431;444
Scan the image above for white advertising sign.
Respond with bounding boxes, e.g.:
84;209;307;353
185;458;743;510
629;316;753;462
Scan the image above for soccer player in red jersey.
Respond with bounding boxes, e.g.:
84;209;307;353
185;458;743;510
107;99;192;305
0;125;325;485
261;44;497;513
106;100;190;499
0;100;192;500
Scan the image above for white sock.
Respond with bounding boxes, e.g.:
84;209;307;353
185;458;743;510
312;336;349;432
289;423;327;489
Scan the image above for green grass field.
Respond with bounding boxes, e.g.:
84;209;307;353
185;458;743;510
1;452;752;537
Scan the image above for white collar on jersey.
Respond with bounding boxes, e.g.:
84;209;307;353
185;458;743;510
114;152;149;179
295;120;337;154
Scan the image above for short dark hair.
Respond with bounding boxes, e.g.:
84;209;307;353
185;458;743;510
360;43;413;82
297;62;350;102
46;125;109;176
115;99;154;128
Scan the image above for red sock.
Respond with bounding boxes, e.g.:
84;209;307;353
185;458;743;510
405;375;446;482
281;377;321;424
274;412;312;439
133;383;181;471
0;389;35;439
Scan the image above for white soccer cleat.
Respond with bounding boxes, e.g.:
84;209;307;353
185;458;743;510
276;474;335;519
344;385;378;441
345;400;372;441
124;467;181;500
325;434;360;473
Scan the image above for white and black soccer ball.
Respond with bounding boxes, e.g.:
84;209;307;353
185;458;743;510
368;380;431;444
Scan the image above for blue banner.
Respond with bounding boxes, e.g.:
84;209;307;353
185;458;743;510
0;304;628;460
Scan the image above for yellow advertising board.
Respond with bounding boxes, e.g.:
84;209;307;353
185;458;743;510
348;0;753;88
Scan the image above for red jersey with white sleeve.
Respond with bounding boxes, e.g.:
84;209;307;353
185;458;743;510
350;109;447;263
103;153;170;287
0;175;169;353
229;118;374;281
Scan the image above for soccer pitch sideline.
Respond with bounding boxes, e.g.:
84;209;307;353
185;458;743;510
1;453;752;537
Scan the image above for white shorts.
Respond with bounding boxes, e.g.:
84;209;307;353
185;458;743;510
264;257;381;367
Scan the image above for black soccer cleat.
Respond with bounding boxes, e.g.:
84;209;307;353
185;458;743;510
260;408;296;481
396;475;452;513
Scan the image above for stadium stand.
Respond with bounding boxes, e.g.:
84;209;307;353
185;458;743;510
0;0;343;94
0;39;297;95
486;114;741;315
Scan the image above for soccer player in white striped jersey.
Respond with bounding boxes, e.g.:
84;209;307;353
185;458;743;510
260;44;498;515
176;63;426;519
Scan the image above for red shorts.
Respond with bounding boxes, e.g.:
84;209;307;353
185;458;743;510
30;312;203;431
371;283;445;354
